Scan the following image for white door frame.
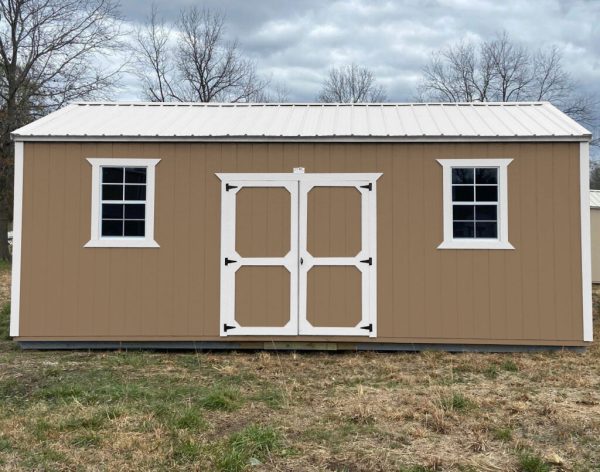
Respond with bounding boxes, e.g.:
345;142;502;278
218;179;298;336
216;172;382;337
298;180;378;337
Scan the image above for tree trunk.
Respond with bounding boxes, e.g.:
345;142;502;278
0;206;11;263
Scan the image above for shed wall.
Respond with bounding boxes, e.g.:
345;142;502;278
591;208;600;283
17;142;584;345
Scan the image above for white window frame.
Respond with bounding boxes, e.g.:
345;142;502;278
85;158;160;248
438;158;514;250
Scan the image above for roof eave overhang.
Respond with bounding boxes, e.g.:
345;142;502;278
11;134;593;143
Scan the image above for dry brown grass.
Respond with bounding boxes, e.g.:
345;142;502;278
0;265;599;471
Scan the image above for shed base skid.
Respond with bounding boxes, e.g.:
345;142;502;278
16;341;586;353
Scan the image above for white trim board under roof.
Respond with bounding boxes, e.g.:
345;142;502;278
12;101;591;142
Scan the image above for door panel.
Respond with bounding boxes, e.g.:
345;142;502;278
307;186;362;257
299;180;377;337
307;265;362;327
236;266;290;327
220;180;298;336
236;187;291;257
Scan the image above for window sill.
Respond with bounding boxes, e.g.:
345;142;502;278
437;240;514;250
84;239;160;248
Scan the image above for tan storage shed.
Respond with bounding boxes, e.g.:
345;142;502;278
9;102;594;350
590;190;600;283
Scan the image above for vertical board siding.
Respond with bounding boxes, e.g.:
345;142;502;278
19;141;584;344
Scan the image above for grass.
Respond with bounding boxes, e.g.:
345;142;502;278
216;425;281;471
517;452;551;472
0;263;599;470
0;302;9;340
439;392;474;412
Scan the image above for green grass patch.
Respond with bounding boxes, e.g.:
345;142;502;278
439;392;474;412
216;424;281;472
172;407;207;431
517;452;550;472
172;438;202;464
492;427;513;442
23;446;68;469
0;302;9;340
251;387;285;409
502;359;519;372
199;385;242;411
70;432;102;448
484;364;499;379
59;413;106;431
0;437;12;452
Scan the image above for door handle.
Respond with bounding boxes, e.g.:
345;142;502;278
300;257;304;265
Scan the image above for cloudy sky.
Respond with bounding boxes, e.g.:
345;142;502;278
116;0;600;104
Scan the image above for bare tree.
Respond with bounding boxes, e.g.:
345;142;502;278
317;63;387;103
133;6;268;103
418;32;597;128
250;83;290;103
0;0;123;261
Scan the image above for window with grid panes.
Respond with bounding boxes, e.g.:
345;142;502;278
451;167;498;239
101;167;147;237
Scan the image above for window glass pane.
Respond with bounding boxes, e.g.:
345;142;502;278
475;168;498;184
125;204;145;219
452;168;473;184
124;220;145;237
452;186;474;202
475;205;497;220
102;167;123;183
476;222;498;238
125;167;147;184
476;186;497;202
102;220;123;237
453;222;474;238
102;203;123;219
125;185;146;201
453;205;474;221
102;184;123;200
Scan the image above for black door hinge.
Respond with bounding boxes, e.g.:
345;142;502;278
223;324;236;332
226;183;238;191
360;257;373;265
360;183;372;191
360;323;373;332
224;257;237;266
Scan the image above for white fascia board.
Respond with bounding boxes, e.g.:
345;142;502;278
580;142;593;342
10;142;24;337
10;135;592;143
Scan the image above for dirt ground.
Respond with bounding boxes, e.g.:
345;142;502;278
0;264;599;471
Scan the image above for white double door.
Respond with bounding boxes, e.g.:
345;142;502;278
218;173;380;338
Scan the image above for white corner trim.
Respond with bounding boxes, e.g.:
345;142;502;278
85;158;160;248
437;158;513;250
580;142;593;342
9;142;24;337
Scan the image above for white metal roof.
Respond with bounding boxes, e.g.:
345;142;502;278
12;101;591;142
591;190;600;208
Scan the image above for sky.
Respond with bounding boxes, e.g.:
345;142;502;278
115;0;600;106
